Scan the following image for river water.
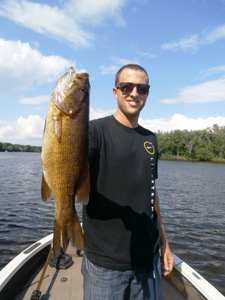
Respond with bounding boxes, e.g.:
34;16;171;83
0;152;224;295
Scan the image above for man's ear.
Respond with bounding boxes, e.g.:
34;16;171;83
113;87;118;99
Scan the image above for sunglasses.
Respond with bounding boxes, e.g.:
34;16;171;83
116;82;150;95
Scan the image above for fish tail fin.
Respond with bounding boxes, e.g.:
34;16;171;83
41;174;52;202
76;163;90;205
53;219;61;256
67;212;84;250
62;224;69;252
53;214;84;256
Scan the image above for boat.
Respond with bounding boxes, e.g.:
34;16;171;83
0;234;224;300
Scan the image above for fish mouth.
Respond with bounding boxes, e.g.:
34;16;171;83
51;67;90;117
76;73;89;80
74;73;90;94
68;67;89;88
69;67;89;82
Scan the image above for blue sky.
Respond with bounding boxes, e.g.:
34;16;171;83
0;0;225;146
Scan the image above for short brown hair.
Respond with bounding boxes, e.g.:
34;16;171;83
115;64;149;86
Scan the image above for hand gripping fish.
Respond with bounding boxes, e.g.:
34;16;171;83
41;67;90;258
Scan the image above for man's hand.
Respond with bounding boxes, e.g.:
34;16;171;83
160;242;174;276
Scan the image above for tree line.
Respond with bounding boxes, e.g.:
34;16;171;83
1;124;225;162
156;124;225;162
0;142;41;153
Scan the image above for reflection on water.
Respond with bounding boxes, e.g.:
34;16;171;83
0;153;224;295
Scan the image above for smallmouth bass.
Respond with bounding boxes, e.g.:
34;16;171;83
41;67;90;257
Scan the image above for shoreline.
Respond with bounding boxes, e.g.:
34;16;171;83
1;151;225;164
159;155;225;164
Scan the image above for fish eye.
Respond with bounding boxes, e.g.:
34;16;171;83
81;87;88;93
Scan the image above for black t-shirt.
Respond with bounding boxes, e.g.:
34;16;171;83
83;115;161;270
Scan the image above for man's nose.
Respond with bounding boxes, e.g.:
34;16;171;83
130;86;139;97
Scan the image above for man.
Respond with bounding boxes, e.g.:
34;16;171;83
82;64;174;300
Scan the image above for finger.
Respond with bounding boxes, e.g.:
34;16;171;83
163;265;170;276
163;257;174;276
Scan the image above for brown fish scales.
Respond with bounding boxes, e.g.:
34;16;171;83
41;67;90;256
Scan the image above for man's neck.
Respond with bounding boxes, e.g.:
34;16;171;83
114;111;139;128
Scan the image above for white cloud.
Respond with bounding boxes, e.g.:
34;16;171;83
16;115;44;138
20;95;50;104
1;112;225;146
0;115;44;145
100;65;119;75
0;0;127;48
0;0;93;48
0;38;74;95
0;108;115;146
198;65;225;79
64;0;127;27
205;24;225;44
0;125;13;138
161;23;225;53
161;34;199;53
161;78;225;104
90;107;115;120
111;56;139;65
136;49;157;59
100;57;139;75
139;114;225;132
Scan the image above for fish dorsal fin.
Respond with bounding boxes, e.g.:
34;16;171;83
41;173;52;202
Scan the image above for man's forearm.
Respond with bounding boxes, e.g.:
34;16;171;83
155;188;168;247
155;188;174;275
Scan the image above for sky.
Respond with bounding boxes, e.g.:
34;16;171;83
0;0;225;146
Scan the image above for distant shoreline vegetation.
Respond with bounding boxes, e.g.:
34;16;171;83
1;124;225;163
156;124;225;163
0;142;41;153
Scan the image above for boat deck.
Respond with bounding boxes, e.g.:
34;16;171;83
15;246;83;300
14;244;184;300
2;233;224;300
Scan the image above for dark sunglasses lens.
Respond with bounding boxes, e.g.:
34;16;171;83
118;83;150;94
138;85;149;94
120;83;133;93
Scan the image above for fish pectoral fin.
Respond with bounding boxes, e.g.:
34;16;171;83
52;110;62;140
41;174;52;202
76;163;90;205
